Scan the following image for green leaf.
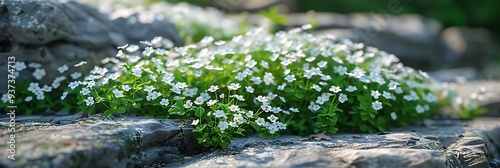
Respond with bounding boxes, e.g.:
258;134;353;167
116;107;126;114
195;107;204;117
110;102;118;109
295;92;304;99
104;109;114;116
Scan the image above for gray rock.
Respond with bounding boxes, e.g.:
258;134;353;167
311;13;443;70
0;0;182;92
441;27;497;70
170;117;500;168
0;114;203;168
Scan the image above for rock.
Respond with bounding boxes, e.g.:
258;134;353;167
310;13;443;70
170;118;500;168
441;27;497;70
428;67;479;82
0;0;182;93
214;0;297;13
0;114;204;168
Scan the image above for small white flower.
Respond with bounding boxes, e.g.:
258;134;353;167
388;80;399;90
317;61;327;68
415;104;425;113
207;99;218;106
256;95;268;103
229;122;238;128
345;85;357;92
132;67;142;77
329;85;342;93
246;110;254;117
113;89;124;98
214;109;226;118
208;85;219;92
245;86;254;93
339;94;348;103
348;67;365;79
25;96;33;102
371;90;381;99
32;68;46;80
122;85;131;92
382;91;392;100
267;115;278;123
57;65;68;73
191;119;199;126
334;66;347;75
308;102;321;111
284;75;296;82
160;98;170;106
228;83;241;91
74;61;87;67
263;72;275;85
255;118;266;126
85;96;95;106
183;100;193;108
312;84;322;92
68;81;79;90
80;88;91;95
28;62;42;68
219;93;225;98
146;91;161;101
15;62;27;71
372;101;383;111
60;92;68;100
234;113;247;123
390;112;397;120
144;86;155;92
395;87;403;94
250;77;262;85
177;82;188;89
289;108;299;113
218;121;229;131
229;105;240;112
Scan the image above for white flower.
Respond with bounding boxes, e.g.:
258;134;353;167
263;72;275;85
160;98;170;106
25;96;33;102
191;119;199;126
183;87;199;97
234;113;247;123
67;81;79;90
289;108;299;113
395;87;403;94
228;83;241;91
329;85;342;93
255;117;266;126
425;93;437;103
146;91;161;101
207;99;218;106
246;110;254;117
284;75;296;82
74;61;87;67
345;85;357;92
317;61;327;68
162;73;175;84
85;97;95;106
390;112;397;120
382;91;392;100
371;90;381;99
339;94;348;103
80;88;91;95
277;83;286;90
28;62;42;68
14;62;26;71
312;84;322;92
113;89;124;98
308;102;321;111
208;85;219;92
388;80;399;90
176;82;188;89
60;92;68;100
334;66;347;75
144;86;155;92
122;85;131;91
372;101;383;110
267;115;278;123
256;95;268;103
229;105;240;112
183;100;193;108
229;122;238;128
218;121;229;131
132;67;142;77
250;77;262;84
57;65;68;73
348;67;365;79
219;93;225;98
415;104;425;113
214;109;226;118
1;93;9;103
245;86;254;93
33;68;46;80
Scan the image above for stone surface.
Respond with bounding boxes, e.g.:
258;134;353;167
170;118;500;168
0;0;182;92
0;114;203;168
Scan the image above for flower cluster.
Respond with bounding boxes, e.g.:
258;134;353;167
64;25;486;148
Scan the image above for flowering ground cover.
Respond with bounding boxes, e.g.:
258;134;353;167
3;25;487;148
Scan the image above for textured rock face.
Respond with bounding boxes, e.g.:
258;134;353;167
0;114;204;168
0;0;182;92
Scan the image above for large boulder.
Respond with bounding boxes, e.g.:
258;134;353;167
0;0;182;93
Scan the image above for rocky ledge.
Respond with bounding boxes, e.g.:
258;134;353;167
0;114;499;168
